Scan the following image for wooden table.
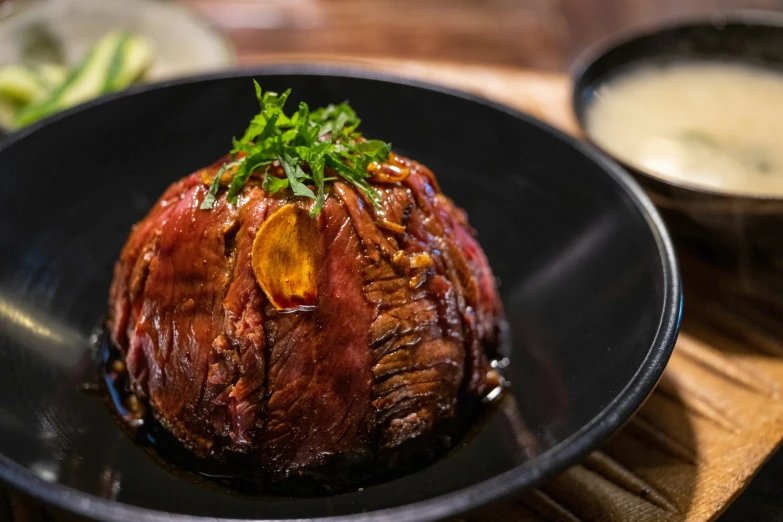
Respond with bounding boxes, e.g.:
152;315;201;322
180;0;783;70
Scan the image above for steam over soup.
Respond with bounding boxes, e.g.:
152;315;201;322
586;61;783;196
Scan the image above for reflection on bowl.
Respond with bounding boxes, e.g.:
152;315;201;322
571;13;783;283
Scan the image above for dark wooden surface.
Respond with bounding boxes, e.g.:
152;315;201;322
179;0;783;71
720;449;783;521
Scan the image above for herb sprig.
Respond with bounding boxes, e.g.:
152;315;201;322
200;81;391;217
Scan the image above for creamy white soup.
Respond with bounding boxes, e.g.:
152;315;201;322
586;61;783;196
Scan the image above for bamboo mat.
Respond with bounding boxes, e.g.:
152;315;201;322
5;58;783;521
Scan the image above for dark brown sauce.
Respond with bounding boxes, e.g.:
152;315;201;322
96;323;508;496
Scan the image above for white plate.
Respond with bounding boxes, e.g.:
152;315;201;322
0;0;235;81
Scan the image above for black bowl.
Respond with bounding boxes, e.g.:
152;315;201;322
571;13;783;274
0;67;681;521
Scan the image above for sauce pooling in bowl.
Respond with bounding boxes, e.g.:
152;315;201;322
586;61;783;196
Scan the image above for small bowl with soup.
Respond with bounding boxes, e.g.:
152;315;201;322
573;15;783;275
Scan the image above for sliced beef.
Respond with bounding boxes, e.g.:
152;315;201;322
261;196;375;476
109;153;503;480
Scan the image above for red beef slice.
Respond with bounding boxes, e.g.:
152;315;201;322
109;153;503;479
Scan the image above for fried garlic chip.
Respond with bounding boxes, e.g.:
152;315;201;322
252;204;320;311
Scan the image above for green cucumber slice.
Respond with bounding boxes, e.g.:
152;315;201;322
0;65;49;104
13;31;155;128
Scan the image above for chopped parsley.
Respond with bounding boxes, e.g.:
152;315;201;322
200;81;391;217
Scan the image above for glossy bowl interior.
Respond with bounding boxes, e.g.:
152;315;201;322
0;68;680;521
572;14;783;271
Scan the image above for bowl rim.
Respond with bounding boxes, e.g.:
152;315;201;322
570;9;783;202
0;64;683;522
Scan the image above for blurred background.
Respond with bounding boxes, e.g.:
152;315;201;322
179;0;783;69
2;0;783;71
2;0;782;131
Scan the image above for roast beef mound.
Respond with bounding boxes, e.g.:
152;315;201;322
108;152;503;481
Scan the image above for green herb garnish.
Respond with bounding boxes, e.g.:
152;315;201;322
200;81;391;217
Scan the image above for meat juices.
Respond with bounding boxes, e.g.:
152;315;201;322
108;153;503;482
